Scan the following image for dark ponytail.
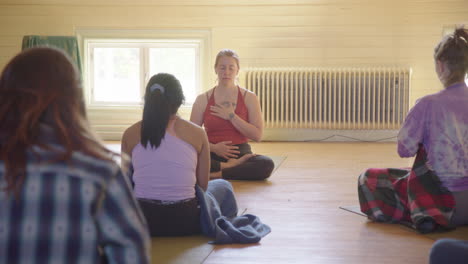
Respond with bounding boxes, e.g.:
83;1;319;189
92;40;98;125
141;73;184;149
434;25;468;86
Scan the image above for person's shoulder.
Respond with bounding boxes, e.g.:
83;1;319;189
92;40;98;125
194;89;214;105
239;86;253;94
239;87;258;102
205;87;215;95
415;92;439;106
205;87;216;97
177;118;205;135
28;142;121;185
68;150;122;182
409;92;439;115
174;118;208;153
122;121;142;138
126;121;142;131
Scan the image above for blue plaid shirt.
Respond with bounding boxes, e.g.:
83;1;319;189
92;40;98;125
0;142;151;263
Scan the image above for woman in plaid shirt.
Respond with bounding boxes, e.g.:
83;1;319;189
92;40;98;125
0;47;151;263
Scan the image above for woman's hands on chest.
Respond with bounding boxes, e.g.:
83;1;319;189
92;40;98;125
210;88;238;120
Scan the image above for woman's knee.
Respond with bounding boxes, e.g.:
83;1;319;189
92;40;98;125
244;155;274;180
263;157;275;171
207;179;238;216
209;178;232;187
358;169;373;184
207;179;234;194
221;156;274;181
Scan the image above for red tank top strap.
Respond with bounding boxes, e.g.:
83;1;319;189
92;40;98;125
237;87;248;111
206;88;214;102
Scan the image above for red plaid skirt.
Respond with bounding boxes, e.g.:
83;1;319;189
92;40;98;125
358;146;455;232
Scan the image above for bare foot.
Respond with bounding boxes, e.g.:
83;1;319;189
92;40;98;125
222;154;256;169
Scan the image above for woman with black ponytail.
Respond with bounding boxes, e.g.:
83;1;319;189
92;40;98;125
121;73;211;236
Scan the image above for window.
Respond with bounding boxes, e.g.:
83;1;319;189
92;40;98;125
78;29;211;108
87;40;200;106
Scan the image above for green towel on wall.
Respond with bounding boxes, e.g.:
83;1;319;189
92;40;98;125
22;35;82;73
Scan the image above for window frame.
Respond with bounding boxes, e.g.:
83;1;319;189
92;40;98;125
76;29;212;110
86;39;201;106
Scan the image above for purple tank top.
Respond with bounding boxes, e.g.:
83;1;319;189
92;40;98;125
132;133;197;201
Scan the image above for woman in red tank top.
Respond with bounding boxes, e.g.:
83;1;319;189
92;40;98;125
190;49;274;180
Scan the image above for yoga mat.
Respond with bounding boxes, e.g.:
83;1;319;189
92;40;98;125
340;205;468;240
269;155;287;174
339;205;366;217
151;236;213;264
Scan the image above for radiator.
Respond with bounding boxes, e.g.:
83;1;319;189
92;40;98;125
244;68;411;130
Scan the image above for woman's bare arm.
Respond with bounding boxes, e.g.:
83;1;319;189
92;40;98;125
174;118;209;191
190;92;208;126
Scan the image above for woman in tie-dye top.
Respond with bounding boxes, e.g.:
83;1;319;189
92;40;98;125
358;26;468;234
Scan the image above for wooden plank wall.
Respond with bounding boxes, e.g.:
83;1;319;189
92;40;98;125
0;0;466;136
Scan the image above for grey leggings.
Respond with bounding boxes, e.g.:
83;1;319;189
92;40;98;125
210;143;274;181
450;189;468;226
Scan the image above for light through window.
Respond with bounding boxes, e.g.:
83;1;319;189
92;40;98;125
86;40;201;106
93;47;141;102
149;47;197;104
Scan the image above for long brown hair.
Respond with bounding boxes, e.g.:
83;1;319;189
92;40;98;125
0;47;114;196
434;25;468;87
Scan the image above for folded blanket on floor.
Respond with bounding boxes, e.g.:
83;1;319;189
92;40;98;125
195;179;271;244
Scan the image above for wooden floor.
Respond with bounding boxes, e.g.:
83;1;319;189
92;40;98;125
110;141;444;264
196;142;433;264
